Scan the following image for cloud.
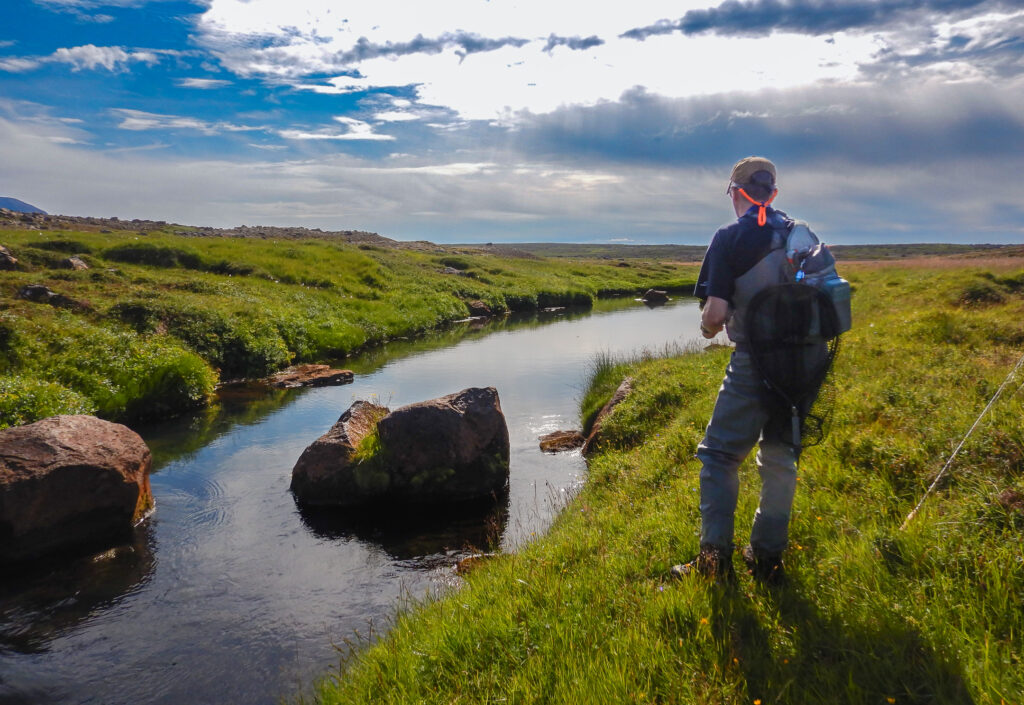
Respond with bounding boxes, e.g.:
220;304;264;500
111;108;262;135
620;0;1015;39
52;44;158;70
863;10;1024;80
373;111;422;122
0;57;43;72
513;79;1024;172
542;34;605;53
278;117;394;141
0;44;163;73
2;108;1022;244
177;77;233;89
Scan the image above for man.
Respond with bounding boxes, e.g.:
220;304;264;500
673;156;806;584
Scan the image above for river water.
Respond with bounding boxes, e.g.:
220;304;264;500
0;297;714;705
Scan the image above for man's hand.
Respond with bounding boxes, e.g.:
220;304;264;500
700;296;729;338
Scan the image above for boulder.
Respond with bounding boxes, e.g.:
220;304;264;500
582;377;634;456
267;364;354;388
17;284;58;303
466;300;491;317
376;387;509;503
62;256;89;270
17;284;89;312
291;387;510;507
290;400;390;505
0;415;154;563
0;245;17;270
539;430;586;453
642;289;669;303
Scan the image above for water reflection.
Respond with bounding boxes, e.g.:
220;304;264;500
295;489;509;562
0;523;155;655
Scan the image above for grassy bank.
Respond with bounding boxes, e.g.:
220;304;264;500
310;261;1024;704
0;227;693;429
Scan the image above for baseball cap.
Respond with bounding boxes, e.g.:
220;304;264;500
727;156;776;194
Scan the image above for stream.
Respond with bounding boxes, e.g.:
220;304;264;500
0;297;716;705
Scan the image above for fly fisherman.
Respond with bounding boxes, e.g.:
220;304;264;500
673;156;812;585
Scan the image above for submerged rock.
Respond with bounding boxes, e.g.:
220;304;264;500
0;415;154;564
291;387;510;507
538;430;586;453
267;364;354;389
641;289;669;304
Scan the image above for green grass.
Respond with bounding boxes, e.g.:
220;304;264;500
309;262;1024;705
0;227;695;428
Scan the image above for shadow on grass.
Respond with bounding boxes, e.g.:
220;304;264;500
708;580;975;705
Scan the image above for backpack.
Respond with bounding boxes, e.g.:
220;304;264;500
744;222;850;448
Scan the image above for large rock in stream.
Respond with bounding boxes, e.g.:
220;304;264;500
291;387;510;507
0;415;154;564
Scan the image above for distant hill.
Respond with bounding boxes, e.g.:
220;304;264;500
0;197;47;214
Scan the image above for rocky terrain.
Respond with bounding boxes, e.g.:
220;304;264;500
0;207;547;258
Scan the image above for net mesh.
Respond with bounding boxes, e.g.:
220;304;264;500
745;283;842;448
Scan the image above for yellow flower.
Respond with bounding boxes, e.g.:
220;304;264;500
887;699;896;704
754;700;762;705
700;617;709;625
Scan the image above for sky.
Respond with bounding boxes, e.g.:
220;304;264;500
1;0;1022;245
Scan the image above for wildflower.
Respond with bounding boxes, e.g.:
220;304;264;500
700;617;709;625
887;699;895;704
754;700;762;705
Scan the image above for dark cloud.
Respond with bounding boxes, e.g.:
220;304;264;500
332;32;530;65
864;15;1024;79
510;81;1024;170
620;0;1010;39
542;34;605;53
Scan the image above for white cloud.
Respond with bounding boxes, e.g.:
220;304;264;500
111;108;262;135
51;44;156;71
373;111;422;122
278;116;395;141
0;57;42;72
178;77;233;89
195;0;879;121
0;44;168;74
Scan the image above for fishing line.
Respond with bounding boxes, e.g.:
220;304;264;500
899;349;1024;532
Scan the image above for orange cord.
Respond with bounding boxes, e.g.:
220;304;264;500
737;187;776;226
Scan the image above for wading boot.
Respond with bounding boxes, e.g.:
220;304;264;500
671;543;735;584
741;545;785;586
